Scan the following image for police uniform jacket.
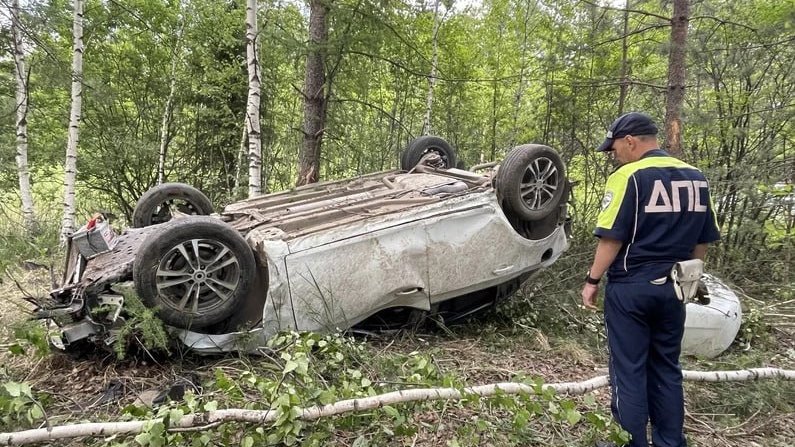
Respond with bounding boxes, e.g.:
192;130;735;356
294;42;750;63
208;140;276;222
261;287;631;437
595;149;721;283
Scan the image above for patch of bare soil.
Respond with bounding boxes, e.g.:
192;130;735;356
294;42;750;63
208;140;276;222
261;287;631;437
360;326;794;447
365;329;601;384
8;354;175;420
1;304;793;446
0;270;46;340
358;329;610;446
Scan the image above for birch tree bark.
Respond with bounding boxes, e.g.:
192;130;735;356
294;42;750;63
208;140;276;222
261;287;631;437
234;123;247;196
11;0;36;231
246;0;263;196
421;0;441;136
296;0;329;186
157;5;185;185
663;0;689;158
61;0;84;240
1;368;792;445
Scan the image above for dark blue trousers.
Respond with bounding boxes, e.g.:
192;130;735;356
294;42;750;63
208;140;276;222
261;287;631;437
604;280;687;447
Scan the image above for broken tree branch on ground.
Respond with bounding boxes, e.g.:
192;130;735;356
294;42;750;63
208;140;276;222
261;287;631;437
1;367;793;446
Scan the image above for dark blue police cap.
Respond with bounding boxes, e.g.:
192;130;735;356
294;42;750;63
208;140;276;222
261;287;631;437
596;112;659;152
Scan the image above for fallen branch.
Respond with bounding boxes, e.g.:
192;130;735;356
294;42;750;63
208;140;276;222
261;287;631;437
763;313;795;319
682;368;795;382
1;368;793;446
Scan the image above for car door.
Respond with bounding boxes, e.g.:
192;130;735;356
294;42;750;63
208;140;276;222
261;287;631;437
424;201;554;304
283;222;431;332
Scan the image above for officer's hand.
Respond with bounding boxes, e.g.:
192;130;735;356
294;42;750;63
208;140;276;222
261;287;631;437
581;283;599;311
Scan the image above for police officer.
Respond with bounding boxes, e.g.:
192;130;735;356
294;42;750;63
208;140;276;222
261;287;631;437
581;112;721;447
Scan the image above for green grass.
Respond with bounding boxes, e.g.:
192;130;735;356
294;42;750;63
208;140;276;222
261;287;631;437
0;226;792;446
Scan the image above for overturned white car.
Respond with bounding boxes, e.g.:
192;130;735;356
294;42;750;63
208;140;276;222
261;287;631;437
40;138;572;352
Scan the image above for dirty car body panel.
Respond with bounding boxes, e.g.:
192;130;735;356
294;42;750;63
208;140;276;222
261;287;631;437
255;190;569;339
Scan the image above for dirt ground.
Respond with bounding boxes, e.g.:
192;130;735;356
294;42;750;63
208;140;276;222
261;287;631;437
366;330;795;447
1;272;793;447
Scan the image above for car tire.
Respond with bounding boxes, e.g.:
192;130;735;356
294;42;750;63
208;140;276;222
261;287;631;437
132;183;214;228
133;216;255;330
401;136;458;170
496;144;567;221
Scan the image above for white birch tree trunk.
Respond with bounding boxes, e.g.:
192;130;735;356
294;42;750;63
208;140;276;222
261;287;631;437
11;0;35;231
61;0;84;240
1;368;792;446
421;0;441;136
245;0;263;197
157;5;185;185
234;123;247;196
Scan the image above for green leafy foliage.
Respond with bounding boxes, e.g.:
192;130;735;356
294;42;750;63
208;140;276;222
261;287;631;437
111;288;171;359
0;0;793;443
736;307;775;350
2;0;792;286
0;202;62;276
8;321;50;358
84;331;627;446
0;381;47;430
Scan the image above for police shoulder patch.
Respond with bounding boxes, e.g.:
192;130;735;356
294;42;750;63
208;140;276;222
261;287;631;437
601;191;614;210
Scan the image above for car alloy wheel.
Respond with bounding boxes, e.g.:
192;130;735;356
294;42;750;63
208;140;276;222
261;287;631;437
132;183;214;227
155;238;242;315
133;216;255;330
496;144;567;221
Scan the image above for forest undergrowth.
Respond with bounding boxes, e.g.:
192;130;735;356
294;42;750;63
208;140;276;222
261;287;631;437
2;0;794;443
0;233;793;447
